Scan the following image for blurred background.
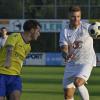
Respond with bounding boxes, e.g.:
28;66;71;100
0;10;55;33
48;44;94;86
0;0;100;100
0;0;100;19
0;0;100;53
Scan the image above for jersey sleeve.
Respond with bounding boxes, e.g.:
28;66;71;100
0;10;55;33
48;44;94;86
5;33;18;47
59;28;68;47
26;46;31;56
82;22;90;36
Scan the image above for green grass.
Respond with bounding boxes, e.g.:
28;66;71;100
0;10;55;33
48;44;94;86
21;66;100;100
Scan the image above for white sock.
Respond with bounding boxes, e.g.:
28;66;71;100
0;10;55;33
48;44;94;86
65;97;74;100
77;85;89;100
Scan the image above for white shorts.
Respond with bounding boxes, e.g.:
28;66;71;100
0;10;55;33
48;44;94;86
63;62;93;89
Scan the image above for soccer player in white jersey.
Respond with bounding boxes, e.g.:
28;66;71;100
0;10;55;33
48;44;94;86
59;6;96;100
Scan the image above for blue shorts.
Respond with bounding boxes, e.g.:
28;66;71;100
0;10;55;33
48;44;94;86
0;74;22;96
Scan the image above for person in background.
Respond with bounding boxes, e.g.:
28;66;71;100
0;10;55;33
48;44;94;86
0;27;8;48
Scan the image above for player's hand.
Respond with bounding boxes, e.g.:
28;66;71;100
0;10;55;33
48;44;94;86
67;53;76;61
73;41;83;49
62;51;68;62
63;54;73;63
63;57;68;63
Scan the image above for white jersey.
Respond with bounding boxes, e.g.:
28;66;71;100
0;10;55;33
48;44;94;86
59;21;96;66
0;36;8;48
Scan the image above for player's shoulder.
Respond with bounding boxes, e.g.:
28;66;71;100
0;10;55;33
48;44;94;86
61;21;69;33
7;33;22;43
10;33;20;37
9;33;21;40
81;21;90;29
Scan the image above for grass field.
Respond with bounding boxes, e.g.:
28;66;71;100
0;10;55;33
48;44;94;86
21;66;100;100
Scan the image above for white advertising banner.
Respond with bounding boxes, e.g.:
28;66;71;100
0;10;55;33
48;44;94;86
23;53;100;66
9;19;24;32
9;19;65;32
24;53;46;65
0;19;88;32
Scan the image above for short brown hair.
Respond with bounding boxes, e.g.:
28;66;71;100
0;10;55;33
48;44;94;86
69;5;81;12
23;20;41;31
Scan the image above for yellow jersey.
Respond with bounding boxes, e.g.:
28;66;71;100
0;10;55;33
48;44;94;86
0;33;31;75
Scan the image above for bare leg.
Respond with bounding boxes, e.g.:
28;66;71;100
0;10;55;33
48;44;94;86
74;77;89;100
0;97;5;100
7;90;21;100
64;87;75;100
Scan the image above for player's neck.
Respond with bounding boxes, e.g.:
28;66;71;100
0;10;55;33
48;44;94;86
21;32;30;44
69;23;80;30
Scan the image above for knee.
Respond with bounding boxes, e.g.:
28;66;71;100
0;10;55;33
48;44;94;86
74;77;85;87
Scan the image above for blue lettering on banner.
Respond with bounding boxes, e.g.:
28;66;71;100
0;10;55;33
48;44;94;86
40;21;62;32
46;53;62;65
26;53;43;59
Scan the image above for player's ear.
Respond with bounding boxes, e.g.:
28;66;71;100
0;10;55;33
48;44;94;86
30;28;35;34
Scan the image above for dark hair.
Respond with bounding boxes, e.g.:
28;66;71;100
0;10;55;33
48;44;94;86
1;27;7;30
23;20;41;31
69;5;81;12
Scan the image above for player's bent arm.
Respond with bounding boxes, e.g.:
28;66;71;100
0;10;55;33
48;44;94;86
60;45;68;60
4;45;13;68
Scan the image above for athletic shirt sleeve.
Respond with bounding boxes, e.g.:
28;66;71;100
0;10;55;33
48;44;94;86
59;27;69;47
81;22;91;37
5;33;18;47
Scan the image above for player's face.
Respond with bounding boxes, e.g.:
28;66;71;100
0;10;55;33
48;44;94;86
69;11;81;27
1;29;7;36
30;25;41;40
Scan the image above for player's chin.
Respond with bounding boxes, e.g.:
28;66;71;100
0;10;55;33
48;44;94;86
33;36;39;40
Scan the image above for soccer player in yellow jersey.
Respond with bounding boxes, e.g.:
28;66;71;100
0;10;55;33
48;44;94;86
0;20;41;100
